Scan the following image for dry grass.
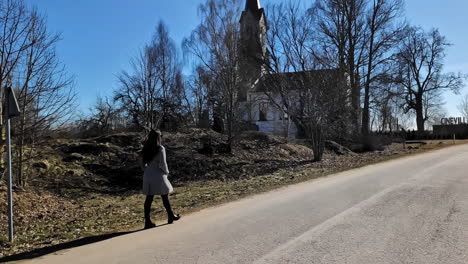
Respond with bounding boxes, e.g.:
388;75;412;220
0;137;467;259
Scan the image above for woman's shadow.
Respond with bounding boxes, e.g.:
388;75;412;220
0;224;169;263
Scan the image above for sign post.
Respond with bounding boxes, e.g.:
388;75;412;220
4;86;20;242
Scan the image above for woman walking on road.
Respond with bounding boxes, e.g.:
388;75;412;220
142;130;180;229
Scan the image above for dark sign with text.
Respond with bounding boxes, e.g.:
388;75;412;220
440;117;467;125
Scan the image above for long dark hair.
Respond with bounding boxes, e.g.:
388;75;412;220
142;130;162;164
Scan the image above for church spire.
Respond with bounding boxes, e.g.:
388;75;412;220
245;0;261;12
238;0;267;101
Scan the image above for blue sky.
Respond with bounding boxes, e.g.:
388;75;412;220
24;0;468;117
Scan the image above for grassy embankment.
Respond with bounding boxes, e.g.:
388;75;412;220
0;129;467;259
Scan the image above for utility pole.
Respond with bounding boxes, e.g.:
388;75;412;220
4;84;20;242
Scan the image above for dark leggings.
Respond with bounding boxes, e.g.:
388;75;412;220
144;194;174;222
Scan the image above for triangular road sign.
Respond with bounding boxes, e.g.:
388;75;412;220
6;87;20;118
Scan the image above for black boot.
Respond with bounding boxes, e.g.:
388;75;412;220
144;195;156;229
162;194;181;224
144;221;156;229
168;214;181;224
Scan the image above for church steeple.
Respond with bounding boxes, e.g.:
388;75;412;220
245;0;261;11
238;0;267;101
241;0;265;23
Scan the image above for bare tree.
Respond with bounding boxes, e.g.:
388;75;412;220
115;21;186;131
188;65;212;125
0;0;34;107
262;2;315;140
84;96;125;135
425;101;447;128
360;0;406;135
457;94;468;120
312;0;367;133
0;0;76;186
183;0;244;149
262;2;351;161
395;27;463;132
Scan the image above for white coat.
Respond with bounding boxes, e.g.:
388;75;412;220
142;145;173;195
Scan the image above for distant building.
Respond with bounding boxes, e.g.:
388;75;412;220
238;0;359;138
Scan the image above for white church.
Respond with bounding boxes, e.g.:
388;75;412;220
237;0;355;138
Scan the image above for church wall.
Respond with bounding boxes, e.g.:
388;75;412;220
255;121;298;138
242;91;298;137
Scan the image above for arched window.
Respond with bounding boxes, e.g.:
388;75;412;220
259;103;268;121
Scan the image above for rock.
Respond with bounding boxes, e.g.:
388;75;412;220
325;140;354;156
63;153;84;162
349;143;365;153
65;169;84;177
32;161;50;170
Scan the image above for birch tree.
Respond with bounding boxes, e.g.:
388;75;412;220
183;0;244;149
115;21;186;130
263;2;350;161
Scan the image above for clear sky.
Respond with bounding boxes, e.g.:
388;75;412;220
24;0;468;117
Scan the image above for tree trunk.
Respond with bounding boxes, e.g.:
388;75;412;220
312;125;324;162
347;1;360;135
416;100;425;132
362;88;370;135
362;16;376;136
17;85;29;187
304;120;324;162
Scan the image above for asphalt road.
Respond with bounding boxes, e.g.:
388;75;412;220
14;144;468;264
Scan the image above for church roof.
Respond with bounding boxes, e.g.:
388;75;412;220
253;69;345;93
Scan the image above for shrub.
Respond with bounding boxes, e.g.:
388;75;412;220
362;135;388;152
